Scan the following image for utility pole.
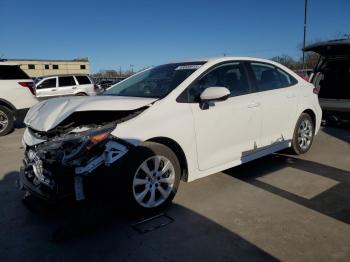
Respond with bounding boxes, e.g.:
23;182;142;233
302;0;308;69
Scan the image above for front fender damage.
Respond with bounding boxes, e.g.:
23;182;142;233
22;138;133;202
21;106;147;202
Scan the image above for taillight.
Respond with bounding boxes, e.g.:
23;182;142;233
18;81;36;95
313;86;320;95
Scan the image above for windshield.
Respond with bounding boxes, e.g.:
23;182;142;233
103;62;205;98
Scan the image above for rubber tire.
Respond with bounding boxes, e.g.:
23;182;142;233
290;113;315;155
119;142;181;215
75;92;87;96
0;106;14;136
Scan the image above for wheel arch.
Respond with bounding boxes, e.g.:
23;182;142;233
146;137;189;181
0;98;16;111
74;92;88;96
302;108;316;127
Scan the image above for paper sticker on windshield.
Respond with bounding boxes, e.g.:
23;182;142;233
175;65;202;70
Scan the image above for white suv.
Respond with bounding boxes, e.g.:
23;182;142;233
20;57;322;213
0;62;38;136
34;74;100;99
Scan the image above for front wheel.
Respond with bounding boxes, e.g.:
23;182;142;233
121;142;181;214
290;113;315;155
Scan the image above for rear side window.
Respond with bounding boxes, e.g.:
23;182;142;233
75;75;91;85
37;78;56;89
0;65;30;80
249;63;297;91
59;76;76;87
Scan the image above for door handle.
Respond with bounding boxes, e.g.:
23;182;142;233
247;102;260;108
51;89;57;91
72;86;77;89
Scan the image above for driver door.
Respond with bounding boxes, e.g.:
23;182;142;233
188;62;262;171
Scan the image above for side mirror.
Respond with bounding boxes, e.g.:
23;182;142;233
200;86;230;102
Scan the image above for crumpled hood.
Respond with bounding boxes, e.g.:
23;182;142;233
24;95;157;132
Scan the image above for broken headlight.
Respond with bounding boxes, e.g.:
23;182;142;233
39;125;115;164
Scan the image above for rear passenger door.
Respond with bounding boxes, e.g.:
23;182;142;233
247;62;298;147
58;76;78;96
36;77;58;98
75;75;93;94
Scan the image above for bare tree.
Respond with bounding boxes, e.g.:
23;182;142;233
271;55;298;69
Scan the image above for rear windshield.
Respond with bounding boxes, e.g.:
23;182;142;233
75;75;91;85
0;65;30;80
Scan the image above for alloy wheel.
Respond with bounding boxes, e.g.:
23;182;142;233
132;155;175;208
298;118;313;150
0;111;9;133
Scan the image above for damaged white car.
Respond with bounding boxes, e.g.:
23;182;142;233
19;57;322;213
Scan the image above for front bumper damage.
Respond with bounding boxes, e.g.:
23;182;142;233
19;138;132;203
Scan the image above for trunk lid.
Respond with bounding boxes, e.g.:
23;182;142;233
303;39;350;57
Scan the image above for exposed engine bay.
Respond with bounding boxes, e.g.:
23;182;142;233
20;106;148;202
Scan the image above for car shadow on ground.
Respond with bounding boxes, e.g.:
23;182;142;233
223;153;350;225
0;171;278;262
322;125;350;144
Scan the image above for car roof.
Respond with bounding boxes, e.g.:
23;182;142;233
171;56;281;65
36;74;90;78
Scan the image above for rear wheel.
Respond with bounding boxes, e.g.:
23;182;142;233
290;113;314;155
0;106;14;136
75;92;87;96
121;142;181;215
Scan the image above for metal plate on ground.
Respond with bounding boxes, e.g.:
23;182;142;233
131;213;174;234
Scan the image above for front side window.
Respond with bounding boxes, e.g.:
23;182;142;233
75;75;91;85
182;62;250;102
37;78;56;89
104;62;205;98
250;62;297;91
59;76;76;87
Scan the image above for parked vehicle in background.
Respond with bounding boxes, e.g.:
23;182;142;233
0;62;38;136
34;74;101;99
294;69;313;81
304;39;350;124
20;57;321;214
97;80;116;89
94;77;127;91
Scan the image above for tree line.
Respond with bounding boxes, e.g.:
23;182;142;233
270;52;319;70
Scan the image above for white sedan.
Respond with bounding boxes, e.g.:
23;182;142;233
20;57;322;213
